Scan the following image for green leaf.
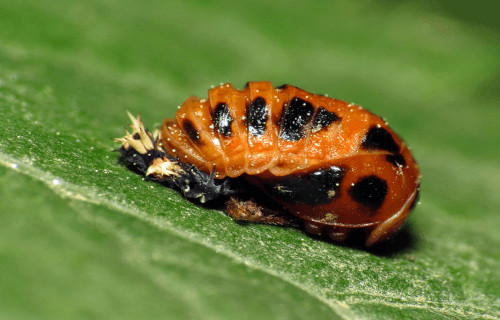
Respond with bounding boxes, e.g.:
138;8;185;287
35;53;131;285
0;0;499;319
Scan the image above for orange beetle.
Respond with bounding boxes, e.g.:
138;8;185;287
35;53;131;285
118;82;421;246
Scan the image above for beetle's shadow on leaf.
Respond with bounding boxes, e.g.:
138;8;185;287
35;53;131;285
158;187;421;257
332;223;420;257
370;225;420;257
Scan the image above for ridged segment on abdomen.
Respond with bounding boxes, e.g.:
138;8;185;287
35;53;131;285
161;82;393;179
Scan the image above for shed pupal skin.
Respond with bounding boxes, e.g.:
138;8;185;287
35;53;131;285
116;112;234;203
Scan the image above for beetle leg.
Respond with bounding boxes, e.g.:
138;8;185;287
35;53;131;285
326;226;351;243
304;221;326;236
225;196;298;226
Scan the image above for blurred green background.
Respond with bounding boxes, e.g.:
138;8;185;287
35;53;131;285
0;0;498;319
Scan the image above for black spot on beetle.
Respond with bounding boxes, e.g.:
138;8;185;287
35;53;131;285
361;126;400;154
263;166;346;205
311;107;340;133
183;119;201;144
132;132;140;140
212;103;233;137
276;84;288;90
349;175;388;210
279;97;314;141
244;81;250;88
247;97;268;136
386;153;407;167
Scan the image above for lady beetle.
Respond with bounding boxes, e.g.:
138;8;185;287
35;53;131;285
117;82;420;246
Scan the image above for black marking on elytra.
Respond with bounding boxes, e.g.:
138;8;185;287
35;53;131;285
349;175;388;210
276;84;306;91
279;97;314;141
409;184;420;211
247;97;268;136
311;107;340;133
361;127;400;154
263;166;346;205
212;103;233;137
183;119;201;144
132;132;140;140
386;153;406;167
